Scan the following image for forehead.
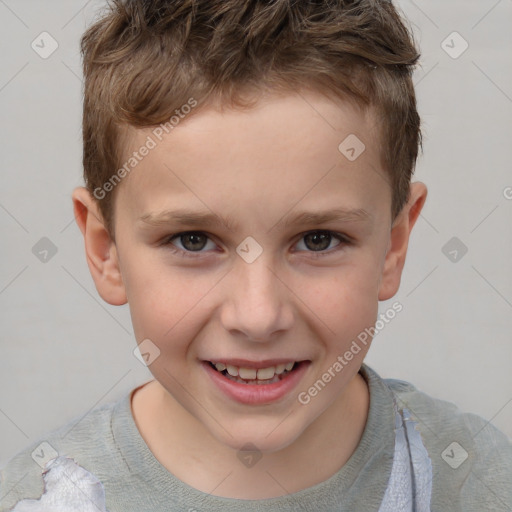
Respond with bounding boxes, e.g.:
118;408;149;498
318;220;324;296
115;90;391;229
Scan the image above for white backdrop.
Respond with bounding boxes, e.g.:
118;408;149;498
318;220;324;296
1;0;511;468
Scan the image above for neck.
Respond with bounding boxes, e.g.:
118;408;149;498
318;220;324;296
131;372;369;499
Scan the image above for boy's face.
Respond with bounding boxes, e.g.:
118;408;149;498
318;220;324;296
74;90;425;454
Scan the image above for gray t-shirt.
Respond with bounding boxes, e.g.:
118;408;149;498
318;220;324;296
1;365;511;511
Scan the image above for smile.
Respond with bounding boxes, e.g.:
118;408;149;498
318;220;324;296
203;360;311;404
208;361;297;384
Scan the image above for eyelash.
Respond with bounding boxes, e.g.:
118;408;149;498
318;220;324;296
160;230;352;259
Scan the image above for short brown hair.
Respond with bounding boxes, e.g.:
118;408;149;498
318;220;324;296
81;0;421;237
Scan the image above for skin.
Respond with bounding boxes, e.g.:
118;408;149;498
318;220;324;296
72;89;427;499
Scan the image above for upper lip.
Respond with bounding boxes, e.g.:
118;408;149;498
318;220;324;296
205;358;309;369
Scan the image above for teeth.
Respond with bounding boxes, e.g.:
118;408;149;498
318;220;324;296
225;373;281;385
226;364;238;377
238;367;257;380
275;364;286;374
211;361;297;381
256;366;275;380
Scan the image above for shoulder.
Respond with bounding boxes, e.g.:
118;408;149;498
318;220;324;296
0;395;127;512
385;376;512;511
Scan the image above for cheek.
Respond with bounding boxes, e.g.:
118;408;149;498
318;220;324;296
296;255;381;317
291;257;381;362
121;252;215;343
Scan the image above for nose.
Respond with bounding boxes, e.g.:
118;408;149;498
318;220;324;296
219;255;295;342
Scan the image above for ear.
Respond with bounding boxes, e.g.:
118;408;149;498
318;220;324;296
378;182;428;301
71;187;127;306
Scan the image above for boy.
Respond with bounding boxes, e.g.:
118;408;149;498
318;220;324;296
1;0;511;510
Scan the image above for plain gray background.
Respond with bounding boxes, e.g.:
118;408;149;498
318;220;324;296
1;0;511;468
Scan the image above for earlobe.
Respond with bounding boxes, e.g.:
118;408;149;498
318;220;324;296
71;187;127;306
378;182;428;301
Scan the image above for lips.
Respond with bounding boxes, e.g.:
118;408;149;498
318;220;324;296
202;359;311;404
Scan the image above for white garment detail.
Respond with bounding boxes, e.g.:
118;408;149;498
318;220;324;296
378;401;433;512
11;456;109;512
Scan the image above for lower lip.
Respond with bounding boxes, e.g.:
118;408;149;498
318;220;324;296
202;361;310;405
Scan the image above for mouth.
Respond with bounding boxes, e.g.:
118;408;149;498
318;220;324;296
202;359;312;405
203;358;311;404
207;360;301;385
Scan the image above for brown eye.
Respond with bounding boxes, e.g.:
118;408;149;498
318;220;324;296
179;233;207;251
294;230;351;256
166;231;216;253
179;233;208;251
302;231;333;251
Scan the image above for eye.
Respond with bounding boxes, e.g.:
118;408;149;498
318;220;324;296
294;230;350;255
164;231;217;255
161;229;351;259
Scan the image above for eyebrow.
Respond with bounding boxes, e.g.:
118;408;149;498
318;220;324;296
139;209;237;230
281;207;372;227
138;206;372;231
